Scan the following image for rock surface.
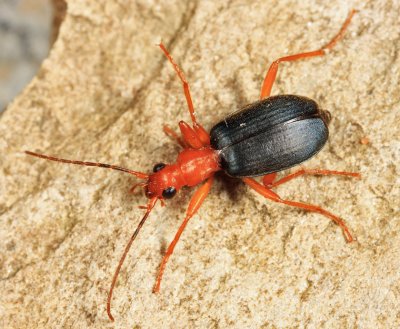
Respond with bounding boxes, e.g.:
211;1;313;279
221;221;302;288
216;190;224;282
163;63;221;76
1;1;399;328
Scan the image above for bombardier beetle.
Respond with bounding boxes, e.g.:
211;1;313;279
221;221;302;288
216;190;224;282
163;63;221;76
25;10;360;321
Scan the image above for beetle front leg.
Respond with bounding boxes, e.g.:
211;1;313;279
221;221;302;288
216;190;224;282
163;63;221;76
179;121;204;149
163;125;187;148
164;122;210;150
262;169;361;188
243;177;354;243
260;9;357;99
153;175;214;293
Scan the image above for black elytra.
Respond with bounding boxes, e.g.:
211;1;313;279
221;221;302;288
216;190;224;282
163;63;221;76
210;95;331;177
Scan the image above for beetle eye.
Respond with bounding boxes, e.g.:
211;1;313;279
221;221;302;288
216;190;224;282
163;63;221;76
162;186;176;199
153;163;166;173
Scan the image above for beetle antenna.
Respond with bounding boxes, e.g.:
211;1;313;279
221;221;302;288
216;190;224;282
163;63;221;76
25;151;148;179
106;197;158;322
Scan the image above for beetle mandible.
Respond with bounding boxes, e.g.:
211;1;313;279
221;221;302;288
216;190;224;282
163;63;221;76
26;9;360;321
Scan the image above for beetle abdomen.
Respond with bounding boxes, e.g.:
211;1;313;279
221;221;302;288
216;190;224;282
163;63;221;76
210;95;330;177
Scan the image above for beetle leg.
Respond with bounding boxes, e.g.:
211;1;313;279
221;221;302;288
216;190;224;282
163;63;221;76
163;125;187;148
262;173;278;187
179;121;204;149
158;43;198;125
158;44;211;146
164;122;210;149
242;177;354;243
193;123;211;146
263;169;361;188
153;175;214;293
260;9;357;99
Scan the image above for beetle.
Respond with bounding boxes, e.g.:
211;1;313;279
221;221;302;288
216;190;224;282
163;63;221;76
25;10;359;321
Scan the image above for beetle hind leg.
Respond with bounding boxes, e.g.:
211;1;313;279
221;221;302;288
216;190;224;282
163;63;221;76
263;169;361;188
243;177;354;243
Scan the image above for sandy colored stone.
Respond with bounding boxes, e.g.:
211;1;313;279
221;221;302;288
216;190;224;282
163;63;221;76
1;1;399;328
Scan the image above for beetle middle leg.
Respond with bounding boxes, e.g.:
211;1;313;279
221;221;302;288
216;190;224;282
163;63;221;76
263;169;361;188
153;175;215;293
260;9;357;99
242;177;354;242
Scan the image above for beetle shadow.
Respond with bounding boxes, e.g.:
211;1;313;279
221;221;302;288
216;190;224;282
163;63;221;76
215;171;244;203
